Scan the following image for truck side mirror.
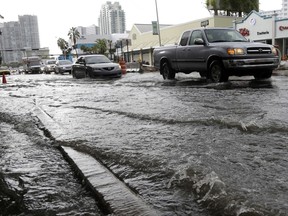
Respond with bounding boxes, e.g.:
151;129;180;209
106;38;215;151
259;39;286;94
194;38;205;45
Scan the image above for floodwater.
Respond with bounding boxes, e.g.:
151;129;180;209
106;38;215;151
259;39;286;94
1;71;288;216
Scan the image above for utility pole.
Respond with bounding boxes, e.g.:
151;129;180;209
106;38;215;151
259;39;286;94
155;0;162;46
0;14;4;65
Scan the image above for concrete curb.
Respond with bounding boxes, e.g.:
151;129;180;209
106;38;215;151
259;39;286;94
33;105;159;215
59;146;159;216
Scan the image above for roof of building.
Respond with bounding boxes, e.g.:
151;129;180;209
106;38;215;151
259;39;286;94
134;24;172;34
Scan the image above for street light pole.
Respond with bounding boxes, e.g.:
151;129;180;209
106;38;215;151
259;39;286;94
0;14;4;65
155;0;162;46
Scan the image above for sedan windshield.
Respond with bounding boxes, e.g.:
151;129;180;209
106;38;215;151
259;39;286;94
204;29;247;43
85;56;111;64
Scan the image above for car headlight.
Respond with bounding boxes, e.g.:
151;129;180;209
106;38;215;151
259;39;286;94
271;47;278;56
227;48;245;55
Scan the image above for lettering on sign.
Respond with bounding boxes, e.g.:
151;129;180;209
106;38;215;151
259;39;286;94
279;26;288;31
257;31;269;35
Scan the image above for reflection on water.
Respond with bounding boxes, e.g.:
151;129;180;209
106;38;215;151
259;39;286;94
162;76;274;90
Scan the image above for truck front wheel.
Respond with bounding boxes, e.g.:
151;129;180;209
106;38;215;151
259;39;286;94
254;69;272;80
208;60;228;82
161;62;175;80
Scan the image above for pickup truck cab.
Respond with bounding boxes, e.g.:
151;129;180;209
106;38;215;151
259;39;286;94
153;27;280;82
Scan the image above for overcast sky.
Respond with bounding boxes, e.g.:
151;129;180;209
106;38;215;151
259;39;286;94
0;0;283;54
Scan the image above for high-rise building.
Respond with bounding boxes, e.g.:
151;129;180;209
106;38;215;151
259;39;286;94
0;21;22;63
259;0;288;19
18;15;40;49
0;15;41;63
281;0;288;17
99;1;126;35
77;24;100;37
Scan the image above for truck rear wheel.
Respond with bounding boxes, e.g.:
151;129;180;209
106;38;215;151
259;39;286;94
161;62;175;80
208;60;228;82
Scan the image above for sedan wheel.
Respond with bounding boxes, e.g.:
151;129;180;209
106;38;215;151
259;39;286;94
72;69;76;78
73;69;86;79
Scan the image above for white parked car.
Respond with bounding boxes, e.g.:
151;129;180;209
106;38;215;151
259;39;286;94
55;60;73;74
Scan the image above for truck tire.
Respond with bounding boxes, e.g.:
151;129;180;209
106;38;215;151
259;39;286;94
208;60;228;82
161;62;175;80
254;69;272;80
199;71;206;78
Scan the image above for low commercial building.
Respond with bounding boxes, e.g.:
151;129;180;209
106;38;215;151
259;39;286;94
235;10;288;60
125;16;241;65
125;10;288;65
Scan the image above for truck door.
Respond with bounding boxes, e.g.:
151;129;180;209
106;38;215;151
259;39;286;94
175;31;191;71
176;30;206;73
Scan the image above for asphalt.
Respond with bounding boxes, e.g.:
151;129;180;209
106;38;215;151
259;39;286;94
1;66;288;215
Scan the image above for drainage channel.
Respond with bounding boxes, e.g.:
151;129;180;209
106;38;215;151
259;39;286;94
33;105;159;216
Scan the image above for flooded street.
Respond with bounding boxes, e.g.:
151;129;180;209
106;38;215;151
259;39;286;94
1;71;288;216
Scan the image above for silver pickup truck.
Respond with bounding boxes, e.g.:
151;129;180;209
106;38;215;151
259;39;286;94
153;28;280;82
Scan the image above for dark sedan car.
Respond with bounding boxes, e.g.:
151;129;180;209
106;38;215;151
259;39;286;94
55;60;73;74
72;55;122;79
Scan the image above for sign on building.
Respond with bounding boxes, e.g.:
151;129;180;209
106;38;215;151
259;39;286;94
201;20;209;27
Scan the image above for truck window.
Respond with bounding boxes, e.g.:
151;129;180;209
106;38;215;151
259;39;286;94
179;31;191;46
189;30;203;45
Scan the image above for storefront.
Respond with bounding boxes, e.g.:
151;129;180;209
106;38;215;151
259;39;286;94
126;16;241;65
235;10;288;60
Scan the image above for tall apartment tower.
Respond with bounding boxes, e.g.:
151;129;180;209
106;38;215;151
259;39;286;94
259;0;288;19
281;0;288;17
0;15;40;63
77;24;100;37
99;1;126;35
18;15;40;49
0;21;22;63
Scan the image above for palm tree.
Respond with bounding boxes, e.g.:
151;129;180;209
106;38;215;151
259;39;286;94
68;27;80;58
57;38;69;58
95;39;108;55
